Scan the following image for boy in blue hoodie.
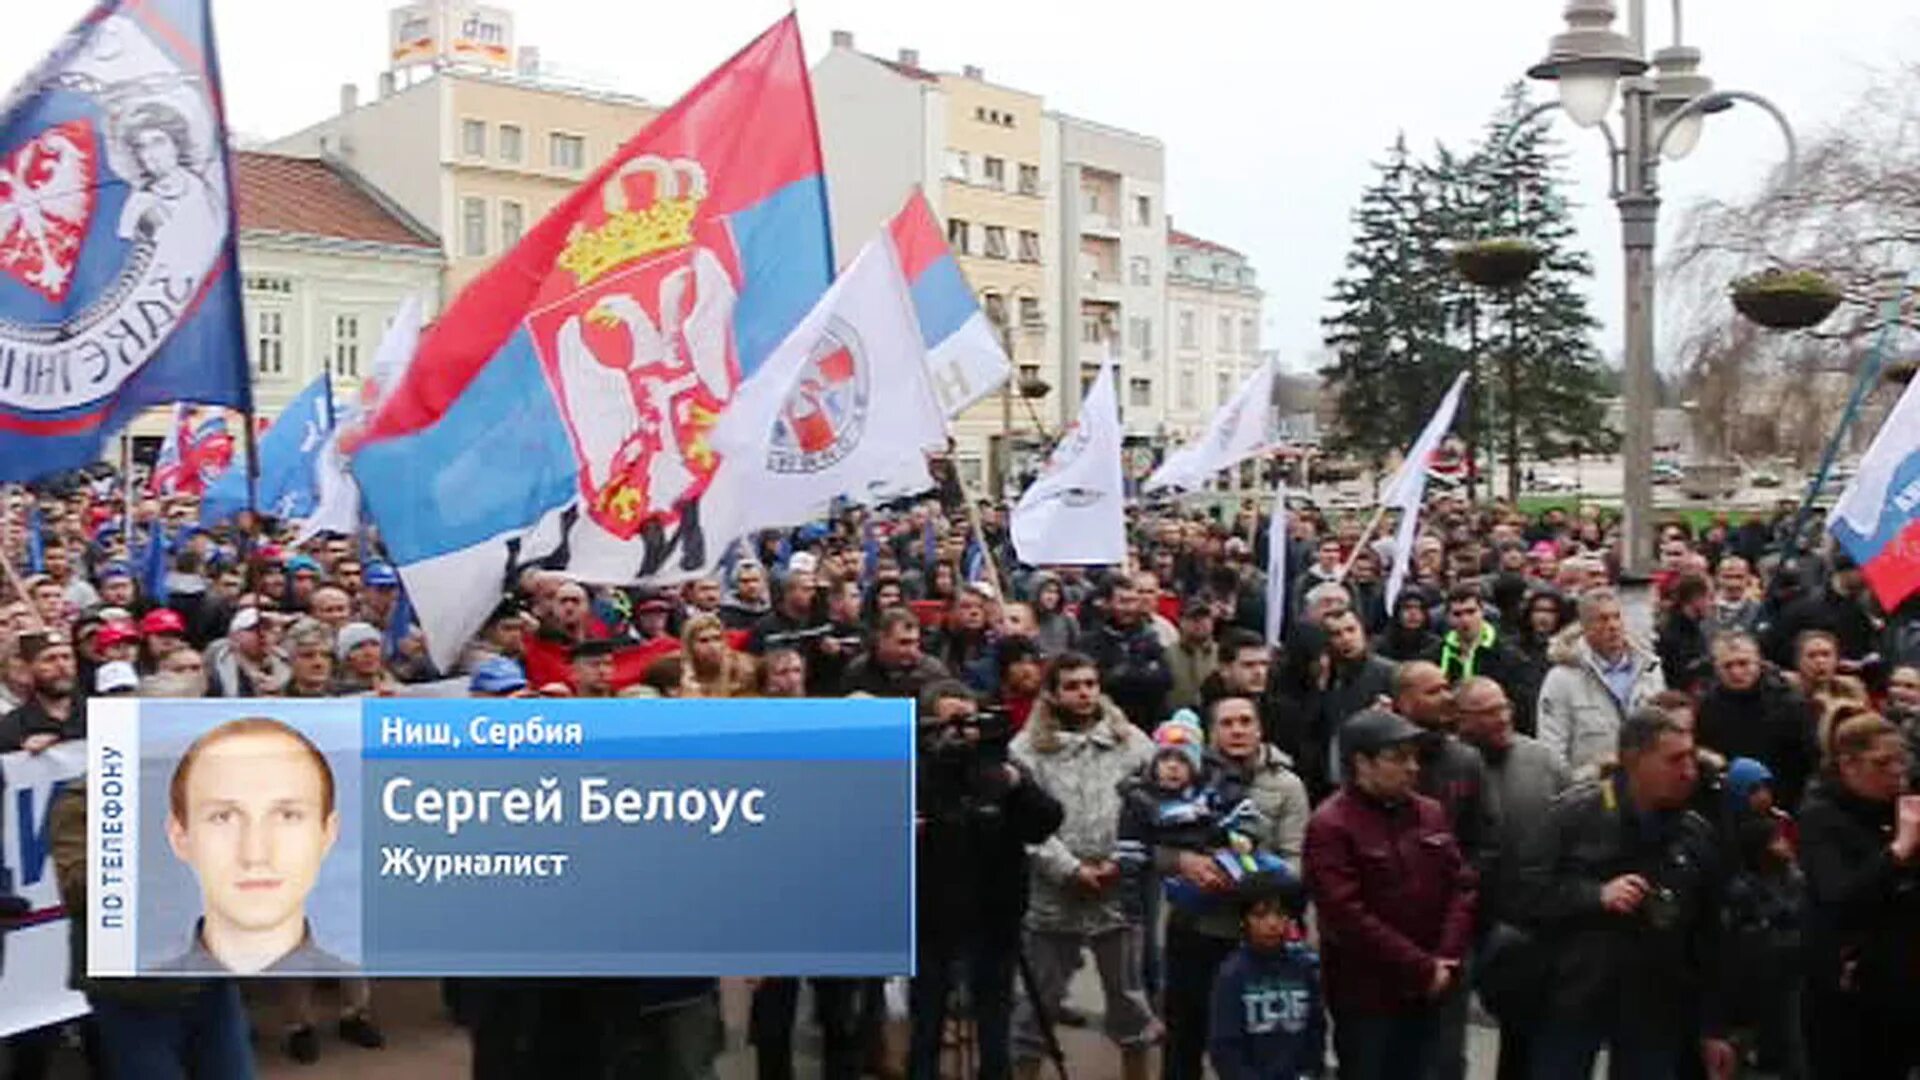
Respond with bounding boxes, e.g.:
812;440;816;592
1208;871;1325;1079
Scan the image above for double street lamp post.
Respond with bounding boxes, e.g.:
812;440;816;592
1521;0;1795;576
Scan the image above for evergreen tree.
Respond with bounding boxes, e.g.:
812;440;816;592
1448;83;1618;498
1320;136;1467;474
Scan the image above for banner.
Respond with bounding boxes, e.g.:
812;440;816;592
0;742;89;1037
0;0;252;483
86;698;911;978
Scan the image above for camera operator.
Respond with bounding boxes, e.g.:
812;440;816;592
1514;708;1735;1078
911;680;1064;1080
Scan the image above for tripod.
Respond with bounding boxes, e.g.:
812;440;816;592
937;940;1071;1080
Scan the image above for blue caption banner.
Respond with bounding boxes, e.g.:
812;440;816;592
86;698;915;978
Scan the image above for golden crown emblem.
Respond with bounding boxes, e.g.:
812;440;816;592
558;155;708;287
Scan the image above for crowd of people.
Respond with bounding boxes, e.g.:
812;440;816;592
4;473;1920;1080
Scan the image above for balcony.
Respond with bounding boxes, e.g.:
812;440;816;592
1080;212;1121;238
1081;271;1123;303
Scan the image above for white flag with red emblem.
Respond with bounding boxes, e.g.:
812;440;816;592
703;229;947;546
1010;362;1127;566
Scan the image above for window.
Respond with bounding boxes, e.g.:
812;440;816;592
549;132;585;171
983;225;1008;259
1129;256;1151;286
958;456;983;488
498;124;524;163
461;118;486;157
462;196;487;257
1019;296;1042;327
1129;378;1152;409
1217;372;1233;407
1240;317;1258;355
1178;369;1196;409
982;156;1005;190
1018;164;1040;196
501;200;525;247
1174;255;1189;275
1129;316;1153;358
1081;312;1107;345
1083;187;1101;214
254;310;284;375
982;292;1007;326
1018;229;1041;263
331;314;361;378
1178;310;1196;349
1218;315;1233;350
1134;194;1152;226
244;274;293;294
947;217;971;256
945;149;971;182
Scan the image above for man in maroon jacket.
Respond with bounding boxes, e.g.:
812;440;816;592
1304;708;1478;1080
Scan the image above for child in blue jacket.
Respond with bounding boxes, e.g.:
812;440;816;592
1208;871;1325;1079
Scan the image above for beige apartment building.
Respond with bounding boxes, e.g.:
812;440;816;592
270;70;657;296
813;34;1057;494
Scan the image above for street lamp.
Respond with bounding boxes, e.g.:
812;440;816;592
1521;0;1796;576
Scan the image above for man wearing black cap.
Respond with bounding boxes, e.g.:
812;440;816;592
0;631;85;753
1764;549;1877;668
1166;599;1218;713
1303;709;1477;1080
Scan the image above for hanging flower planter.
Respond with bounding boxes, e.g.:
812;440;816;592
1730;270;1843;330
1017;373;1052;399
1883;359;1919;387
1451;237;1542;289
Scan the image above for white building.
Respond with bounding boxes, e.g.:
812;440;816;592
1166;225;1265;437
233;152;443;417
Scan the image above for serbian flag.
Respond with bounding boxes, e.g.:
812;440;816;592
0;0;251;483
349;15;833;669
1831;373;1920;610
889;189;1011;418
150;404;233;495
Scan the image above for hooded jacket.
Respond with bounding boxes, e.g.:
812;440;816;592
1010;694;1155;935
1536;629;1667;773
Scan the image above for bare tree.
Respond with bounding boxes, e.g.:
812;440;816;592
1666;63;1920;465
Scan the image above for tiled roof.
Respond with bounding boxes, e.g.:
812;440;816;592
1168;227;1242;258
234;152;438;250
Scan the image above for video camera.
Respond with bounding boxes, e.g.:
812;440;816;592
919;704;1016;824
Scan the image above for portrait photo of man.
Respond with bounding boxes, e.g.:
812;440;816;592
159;716;356;974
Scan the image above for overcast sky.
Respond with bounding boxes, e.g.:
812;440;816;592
5;1;1911;375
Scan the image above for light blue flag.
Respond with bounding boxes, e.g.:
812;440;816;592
202;375;334;524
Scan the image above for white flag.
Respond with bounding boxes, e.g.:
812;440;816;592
296;296;424;545
1010;362;1126;565
1384;371;1469;607
1265;480;1288;647
704;230;947;546
1145;357;1279;493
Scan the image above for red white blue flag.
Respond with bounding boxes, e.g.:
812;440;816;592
149;402;231;494
349;15;833;667
0;0;250;482
1831;374;1920;610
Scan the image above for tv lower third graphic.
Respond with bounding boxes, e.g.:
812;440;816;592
86;697;914;978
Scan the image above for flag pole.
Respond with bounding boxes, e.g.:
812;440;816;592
947;437;1009;598
120;432;135;542
240;399;262;583
1337;501;1392;582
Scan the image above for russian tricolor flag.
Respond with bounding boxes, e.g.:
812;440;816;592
1831;374;1920;611
888;190;1011;417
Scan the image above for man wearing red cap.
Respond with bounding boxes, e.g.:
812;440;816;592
140;608;190;674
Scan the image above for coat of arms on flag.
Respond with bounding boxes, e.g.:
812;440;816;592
0;0;250;482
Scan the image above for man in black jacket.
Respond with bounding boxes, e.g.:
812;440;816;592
1083;576;1172;731
841;609;950;699
1428;583;1535;736
1764;551;1876;666
1311;608;1398;796
910;680;1064;1080
1198;629;1307;762
1694;631;1817;812
1516;709;1735;1078
1657;574;1715;695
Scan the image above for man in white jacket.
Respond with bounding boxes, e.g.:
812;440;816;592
1536;588;1666;774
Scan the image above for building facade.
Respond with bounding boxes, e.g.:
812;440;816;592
813;33;1059;495
1050;114;1167;460
269;69;657;296
1166;226;1265;435
235;153;445;418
